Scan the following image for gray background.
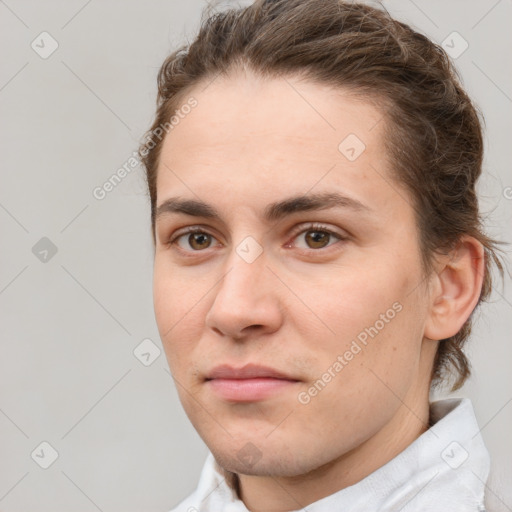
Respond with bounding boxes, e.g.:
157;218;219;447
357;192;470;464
0;0;510;511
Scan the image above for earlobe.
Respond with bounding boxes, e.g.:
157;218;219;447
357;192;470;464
424;236;485;341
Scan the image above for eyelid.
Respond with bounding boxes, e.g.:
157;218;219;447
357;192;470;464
166;222;348;253
167;225;222;251
286;222;348;246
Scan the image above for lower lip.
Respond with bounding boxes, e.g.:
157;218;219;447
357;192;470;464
206;377;298;401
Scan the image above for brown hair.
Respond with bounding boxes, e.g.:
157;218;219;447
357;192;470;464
139;0;504;390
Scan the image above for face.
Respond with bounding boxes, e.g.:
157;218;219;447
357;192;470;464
153;71;435;478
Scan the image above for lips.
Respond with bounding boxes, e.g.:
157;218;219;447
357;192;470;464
205;364;300;402
206;363;296;381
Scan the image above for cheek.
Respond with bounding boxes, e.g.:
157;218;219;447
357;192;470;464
297;255;425;368
295;298;426;445
153;260;206;364
303;271;398;339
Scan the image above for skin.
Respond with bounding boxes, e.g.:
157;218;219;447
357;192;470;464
152;69;484;512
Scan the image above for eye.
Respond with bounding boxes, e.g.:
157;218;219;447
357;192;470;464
290;224;345;250
170;228;221;251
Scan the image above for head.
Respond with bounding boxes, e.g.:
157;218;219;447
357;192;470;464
140;0;503;482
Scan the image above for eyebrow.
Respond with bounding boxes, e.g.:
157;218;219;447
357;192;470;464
154;192;372;224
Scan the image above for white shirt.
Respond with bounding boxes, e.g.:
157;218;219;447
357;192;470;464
169;398;490;511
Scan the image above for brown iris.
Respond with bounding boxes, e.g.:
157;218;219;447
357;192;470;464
188;232;212;250
305;230;331;249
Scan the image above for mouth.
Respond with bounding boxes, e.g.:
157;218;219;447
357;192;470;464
205;364;300;402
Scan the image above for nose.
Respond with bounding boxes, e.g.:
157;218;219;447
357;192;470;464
204;245;283;340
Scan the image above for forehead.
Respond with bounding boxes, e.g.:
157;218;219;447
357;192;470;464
155;72;403;218
163;72;384;157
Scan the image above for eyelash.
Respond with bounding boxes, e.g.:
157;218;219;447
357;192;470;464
166;223;347;255
287;223;347;251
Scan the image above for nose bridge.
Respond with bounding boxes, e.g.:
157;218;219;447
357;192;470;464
217;239;268;305
205;237;282;337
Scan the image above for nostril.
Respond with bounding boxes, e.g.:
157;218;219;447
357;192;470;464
246;324;264;331
237;324;266;337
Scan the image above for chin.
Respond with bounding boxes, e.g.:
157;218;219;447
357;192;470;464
208;440;331;478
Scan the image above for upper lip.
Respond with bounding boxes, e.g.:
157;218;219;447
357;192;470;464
206;364;298;381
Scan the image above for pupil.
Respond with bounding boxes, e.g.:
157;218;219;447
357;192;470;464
307;230;328;248
190;233;210;249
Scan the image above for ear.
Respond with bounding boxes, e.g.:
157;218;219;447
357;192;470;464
424;236;485;341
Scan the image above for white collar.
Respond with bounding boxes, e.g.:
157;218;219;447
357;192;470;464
170;398;490;511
